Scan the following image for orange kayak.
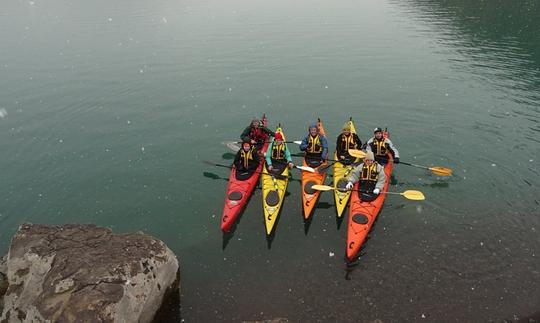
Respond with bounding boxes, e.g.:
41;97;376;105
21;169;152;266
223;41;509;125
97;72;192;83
346;129;393;262
301;119;328;220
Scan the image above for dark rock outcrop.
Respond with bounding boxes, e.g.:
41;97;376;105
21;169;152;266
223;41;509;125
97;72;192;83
0;223;179;323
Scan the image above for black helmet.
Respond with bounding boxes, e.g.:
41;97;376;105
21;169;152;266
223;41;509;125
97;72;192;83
373;127;383;133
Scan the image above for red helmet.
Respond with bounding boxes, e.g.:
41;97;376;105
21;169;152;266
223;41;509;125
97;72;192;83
274;133;283;141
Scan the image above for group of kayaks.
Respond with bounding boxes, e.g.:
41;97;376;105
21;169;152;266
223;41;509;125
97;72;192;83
220;116;397;262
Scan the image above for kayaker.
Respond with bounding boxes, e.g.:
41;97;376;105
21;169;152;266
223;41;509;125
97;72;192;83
266;132;294;173
365;127;399;165
345;151;386;202
336;122;362;165
240;118;275;151
299;123;328;167
233;140;261;180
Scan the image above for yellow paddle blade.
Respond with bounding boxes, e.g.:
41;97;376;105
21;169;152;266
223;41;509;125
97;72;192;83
311;184;334;191
429;166;453;176
401;190;425;200
348;149;366;158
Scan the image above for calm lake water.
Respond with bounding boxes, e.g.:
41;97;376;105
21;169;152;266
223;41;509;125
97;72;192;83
1;0;539;321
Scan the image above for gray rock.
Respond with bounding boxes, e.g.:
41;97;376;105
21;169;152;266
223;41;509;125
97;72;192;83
0;223;179;323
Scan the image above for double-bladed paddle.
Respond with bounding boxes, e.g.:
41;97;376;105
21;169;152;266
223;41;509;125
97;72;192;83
310;184;425;201
203;160;315;175
347;149;452;176
203;160;289;180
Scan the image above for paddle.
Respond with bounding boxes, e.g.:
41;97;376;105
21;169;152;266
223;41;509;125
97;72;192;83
396;161;452;176
311;184;425;201
271;159;315;173
348;150;452;176
290;153;340;163
347;149;367;159
225;140;302;145
356;153;453;177
202;160;289;180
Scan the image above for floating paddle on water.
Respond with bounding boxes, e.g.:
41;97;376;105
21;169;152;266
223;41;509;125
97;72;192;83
311;184;425;200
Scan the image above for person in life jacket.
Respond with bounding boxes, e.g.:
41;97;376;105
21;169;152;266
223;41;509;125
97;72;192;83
240;118;276;151
233;140;260;180
336;122;362;165
365;127;399;165
299;123;328;167
345;151;386;202
265;132;294;173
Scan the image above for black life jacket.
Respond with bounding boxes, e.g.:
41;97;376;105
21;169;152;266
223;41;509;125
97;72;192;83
341;134;358;152
271;143;286;160
239;149;254;169
360;163;379;182
307;135;322;154
372;138;388;157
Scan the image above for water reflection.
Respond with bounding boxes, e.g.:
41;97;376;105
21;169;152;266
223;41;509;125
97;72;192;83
393;0;540;137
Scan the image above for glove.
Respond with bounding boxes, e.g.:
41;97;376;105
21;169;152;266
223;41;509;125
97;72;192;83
373;188;380;195
394;157;400;164
288;162;294;169
345;182;354;190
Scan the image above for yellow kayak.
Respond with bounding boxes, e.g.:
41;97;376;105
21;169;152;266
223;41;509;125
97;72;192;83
261;126;289;236
333;119;360;218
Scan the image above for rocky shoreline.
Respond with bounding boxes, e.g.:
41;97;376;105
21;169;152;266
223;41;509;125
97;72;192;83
0;223;180;322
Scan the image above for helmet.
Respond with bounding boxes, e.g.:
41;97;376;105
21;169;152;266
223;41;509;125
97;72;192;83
373;127;383;133
274;132;283;141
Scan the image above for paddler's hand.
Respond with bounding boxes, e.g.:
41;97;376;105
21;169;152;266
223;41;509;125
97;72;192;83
373;188;380;195
288;162;294;169
345;182;354;190
267;165;273;171
250;139;256;144
340;155;345;160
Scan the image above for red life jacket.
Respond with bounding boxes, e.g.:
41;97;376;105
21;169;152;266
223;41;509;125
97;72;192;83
249;127;267;142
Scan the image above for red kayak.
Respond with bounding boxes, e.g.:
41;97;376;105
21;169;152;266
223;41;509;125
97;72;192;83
221;115;269;232
346;129;393;262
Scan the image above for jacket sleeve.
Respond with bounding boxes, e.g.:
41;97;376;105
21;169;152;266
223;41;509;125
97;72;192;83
233;151;241;168
299;135;309;151
262;127;276;138
240;126;251;142
353;134;362;149
365;138;374;152
336;135;343;156
284;145;292;163
265;142;273;166
375;164;386;190
385;139;399;158
347;163;363;184
321;135;328;159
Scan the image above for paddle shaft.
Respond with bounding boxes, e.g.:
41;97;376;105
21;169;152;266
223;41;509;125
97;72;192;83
376;156;452;175
203;161;288;180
